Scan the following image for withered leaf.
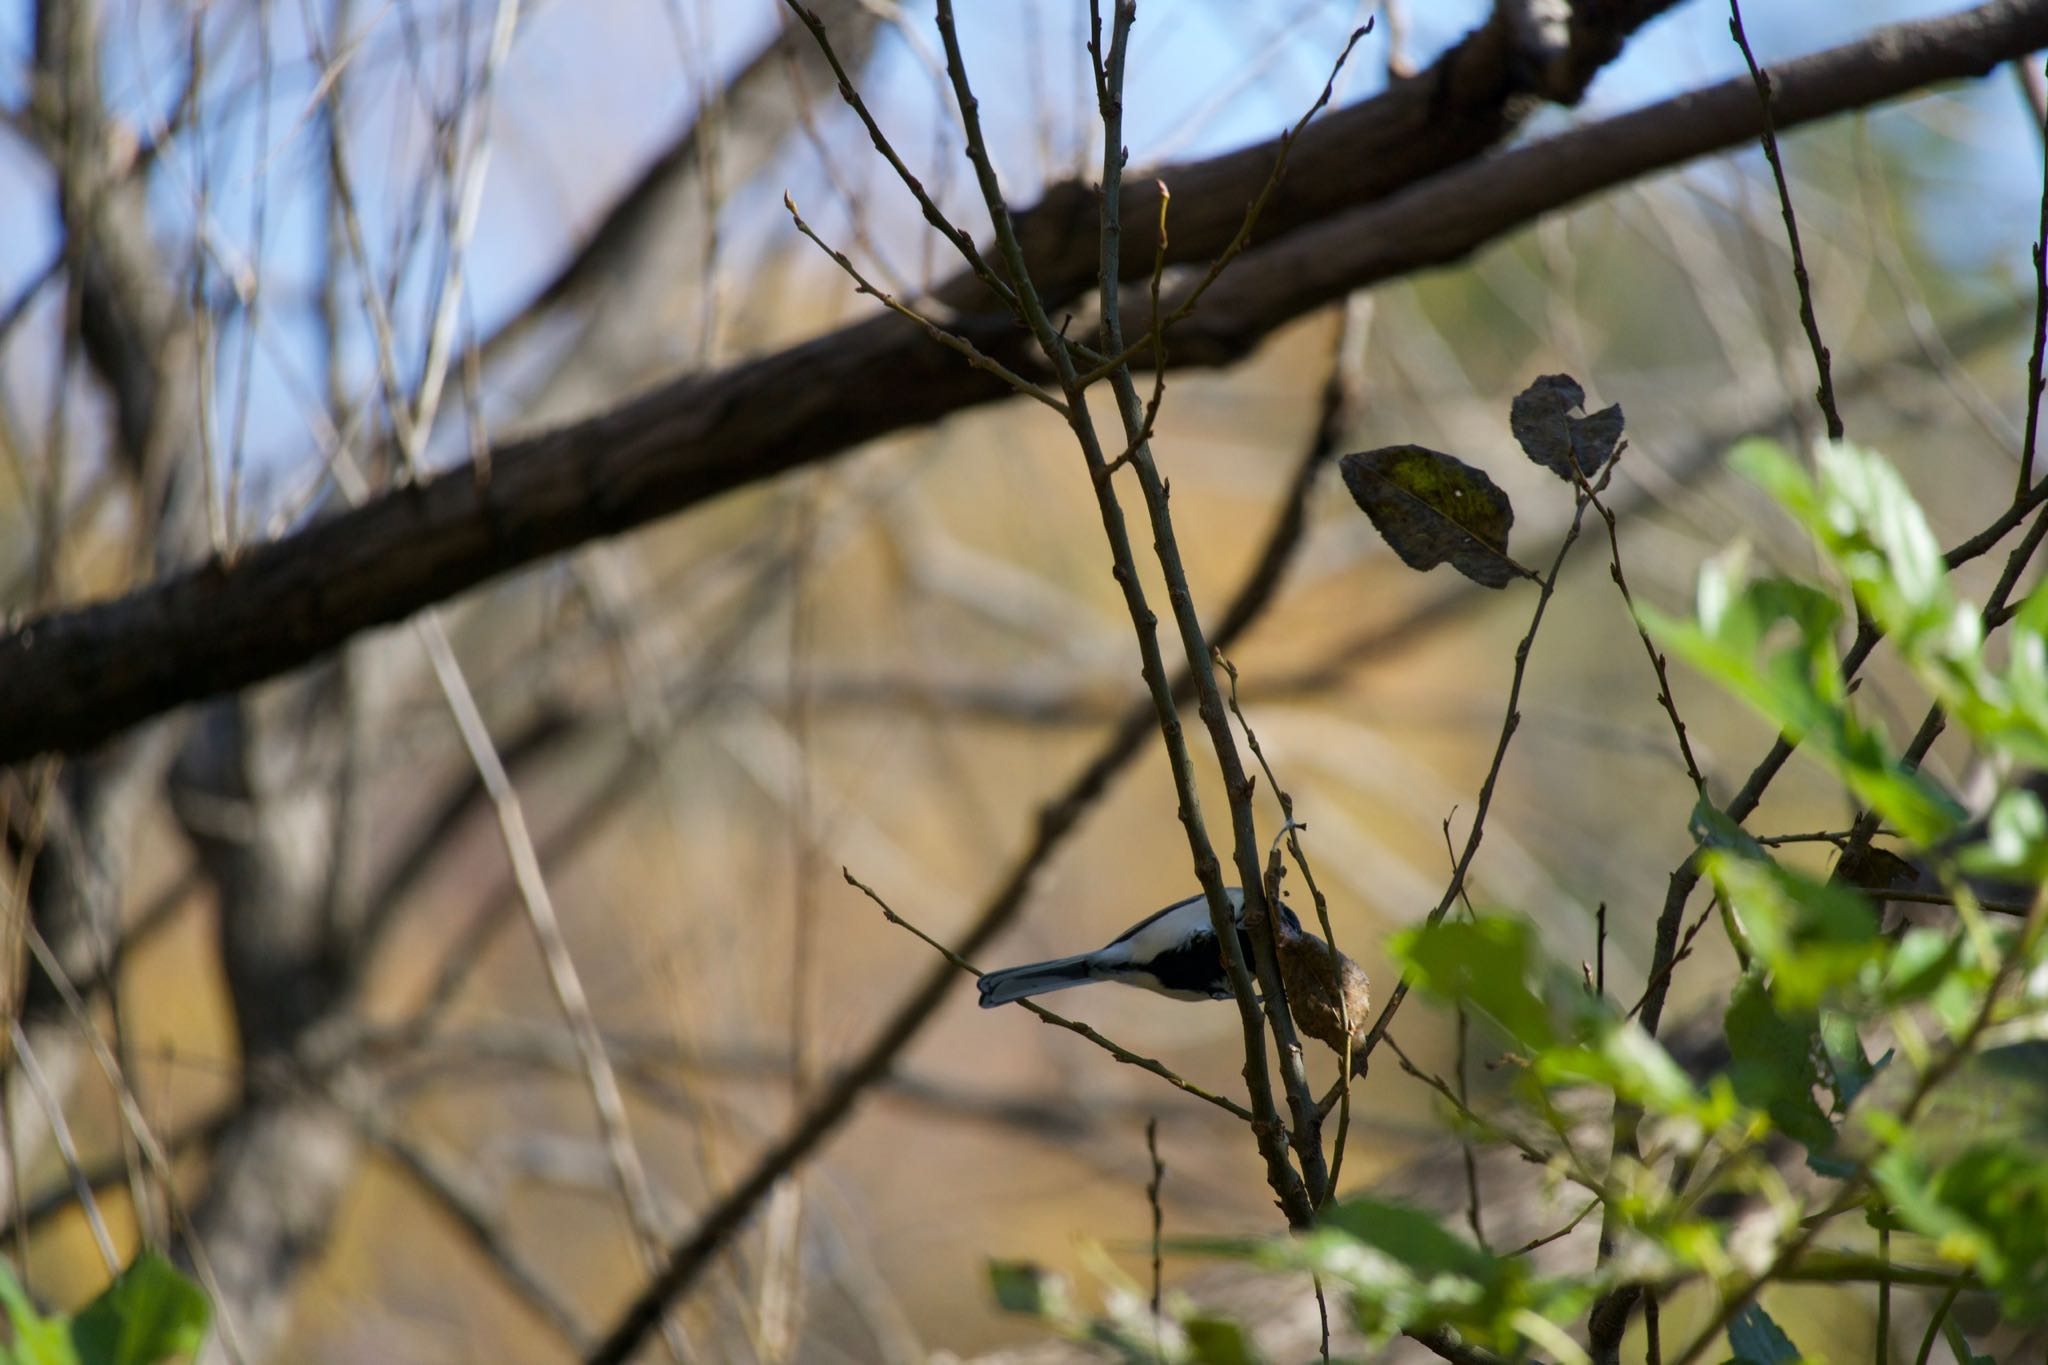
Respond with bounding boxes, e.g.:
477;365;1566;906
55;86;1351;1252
1340;444;1520;589
1510;372;1624;481
1830;844;1919;894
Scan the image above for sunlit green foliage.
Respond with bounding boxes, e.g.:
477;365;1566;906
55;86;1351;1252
0;1253;210;1365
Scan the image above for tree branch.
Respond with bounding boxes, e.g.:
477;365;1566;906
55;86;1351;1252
6;0;2042;763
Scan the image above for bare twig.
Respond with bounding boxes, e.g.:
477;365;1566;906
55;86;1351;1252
1912;1281;1963;1365
1358;475;1604;1069
1079;0;1330;1209
780;0;1020;313
1729;0;1843;441
359;1117;590;1352
849;871;1256;1122
2021;58;2048;495
416;615;688;1359
7;1020;117;1271
1145;1116;1164;1349
784;193;1067;412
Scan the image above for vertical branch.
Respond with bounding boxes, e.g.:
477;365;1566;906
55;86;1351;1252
1089;0;1330;1202
2020;56;2048;495
1729;0;1843;442
1144;1116;1164;1338
928;0;1314;1220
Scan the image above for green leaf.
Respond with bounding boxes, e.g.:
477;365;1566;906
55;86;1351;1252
67;1254;208;1365
1735;439;1952;646
1957;786;2048;883
1814;440;1950;636
1703;852;1882;1010
1690;796;1765;859
0;1260;78;1365
1646;518;1963;846
1538;1013;1709;1120
1340;446;1520;589
1724;976;1836;1158
1876;1144;2048;1321
1724;1300;1804;1364
1878;927;1962;1005
1185;1316;1263;1365
1818;1010;1887;1111
1318;1198;1500;1284
988;1261;1071;1320
1390;918;1553;1050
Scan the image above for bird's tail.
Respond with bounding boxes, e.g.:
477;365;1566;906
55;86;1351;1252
977;953;1098;1007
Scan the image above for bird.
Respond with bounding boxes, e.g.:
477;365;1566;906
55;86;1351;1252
976;887;1285;1006
977;888;1372;1069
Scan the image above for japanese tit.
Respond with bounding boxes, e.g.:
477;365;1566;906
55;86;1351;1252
977;886;1373;1070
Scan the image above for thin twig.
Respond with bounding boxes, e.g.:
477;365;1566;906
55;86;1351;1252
1438;817;1486;1250
358;1114;590;1352
849;871;1255;1122
2021;56;2048;495
1073;20;1373;387
19;924;249;1364
1875;1220;1890;1365
1145;1116;1164;1359
1358;475;1604;1069
1582;452;1706;796
1911;1281;1962;1365
780;0;1019;313
1083;0;1330;1208
1508;1197;1600;1258
1729;0;1843;441
416;615;688;1359
1223;657;1355;1193
785;193;1067;413
7;1020;117;1272
584;331;1345;1364
1382;1034;1606;1201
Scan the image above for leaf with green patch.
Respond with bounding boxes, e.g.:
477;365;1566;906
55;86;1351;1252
1340;446;1521;589
1724;1300;1804;1364
1510;373;1623;480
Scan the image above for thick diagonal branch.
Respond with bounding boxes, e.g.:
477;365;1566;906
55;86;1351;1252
5;0;2043;763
